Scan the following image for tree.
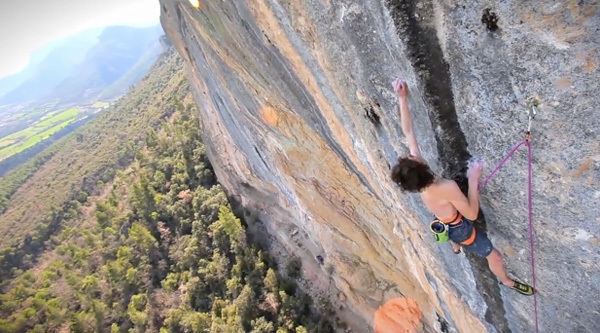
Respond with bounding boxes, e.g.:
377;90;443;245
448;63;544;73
76;191;88;203
80;275;100;295
250;317;275;333
192;186;228;226
180;311;211;333
286;258;302;279
163;308;184;331
264;268;279;292
226;276;242;299
128;222;158;254
234;284;257;329
211;206;245;254
211;305;244;333
127;294;148;330
146;129;159;148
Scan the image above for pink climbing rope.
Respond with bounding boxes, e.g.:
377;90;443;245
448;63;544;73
478;140;528;190
478;138;539;333
526;139;539;333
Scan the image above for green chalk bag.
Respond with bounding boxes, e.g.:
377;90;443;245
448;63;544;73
429;220;449;243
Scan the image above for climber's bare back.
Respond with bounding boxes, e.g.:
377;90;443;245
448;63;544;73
420;178;464;220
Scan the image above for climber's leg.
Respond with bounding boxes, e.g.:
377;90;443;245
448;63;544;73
449;219;531;293
486;248;513;285
487;249;535;295
453;223;512;284
450;240;461;254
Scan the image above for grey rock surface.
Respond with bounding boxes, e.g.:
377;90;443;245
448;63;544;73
160;0;600;331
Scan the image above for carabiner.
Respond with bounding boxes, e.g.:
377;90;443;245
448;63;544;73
527;105;537;134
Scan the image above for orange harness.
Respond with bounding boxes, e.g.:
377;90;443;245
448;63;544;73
437;212;477;246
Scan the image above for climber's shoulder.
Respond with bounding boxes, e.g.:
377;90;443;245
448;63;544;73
431;178;464;198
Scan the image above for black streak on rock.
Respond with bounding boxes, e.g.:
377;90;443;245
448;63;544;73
482;8;500;32
386;0;510;331
437;313;450;333
254;146;269;169
365;105;381;126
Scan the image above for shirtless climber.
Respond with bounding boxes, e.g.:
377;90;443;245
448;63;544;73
389;79;534;296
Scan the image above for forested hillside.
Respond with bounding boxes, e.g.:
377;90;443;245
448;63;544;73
0;50;338;332
0;50;187;275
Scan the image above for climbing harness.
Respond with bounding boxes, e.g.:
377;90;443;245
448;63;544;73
478;104;540;333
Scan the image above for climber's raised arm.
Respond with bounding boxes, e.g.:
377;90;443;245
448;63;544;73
393;79;422;158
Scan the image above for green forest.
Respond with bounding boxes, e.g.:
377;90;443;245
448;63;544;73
0;52;338;332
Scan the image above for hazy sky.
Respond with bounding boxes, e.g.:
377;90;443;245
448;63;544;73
0;0;160;79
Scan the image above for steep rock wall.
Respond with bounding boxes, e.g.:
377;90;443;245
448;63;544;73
159;0;600;332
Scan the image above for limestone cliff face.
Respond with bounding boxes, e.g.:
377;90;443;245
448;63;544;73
159;1;599;332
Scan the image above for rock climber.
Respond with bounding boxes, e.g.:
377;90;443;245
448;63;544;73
389;78;534;296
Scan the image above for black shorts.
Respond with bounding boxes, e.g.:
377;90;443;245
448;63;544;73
448;217;494;257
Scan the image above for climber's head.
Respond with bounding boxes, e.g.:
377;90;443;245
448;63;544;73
390;155;435;192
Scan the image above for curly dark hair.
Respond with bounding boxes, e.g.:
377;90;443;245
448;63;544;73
390;157;435;192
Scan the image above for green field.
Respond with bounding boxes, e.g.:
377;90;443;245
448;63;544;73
92;101;109;108
4;102;58;122
0;107;78;160
36;107;78;127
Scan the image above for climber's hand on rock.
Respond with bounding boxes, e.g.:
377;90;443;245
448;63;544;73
467;161;484;182
393;78;408;99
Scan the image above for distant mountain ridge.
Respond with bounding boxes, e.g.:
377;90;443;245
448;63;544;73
0;24;164;107
47;25;164;104
0;28;103;102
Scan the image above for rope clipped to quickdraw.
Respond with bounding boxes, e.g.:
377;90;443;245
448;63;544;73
478;105;540;333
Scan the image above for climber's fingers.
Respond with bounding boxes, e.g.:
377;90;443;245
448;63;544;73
392;78;407;98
